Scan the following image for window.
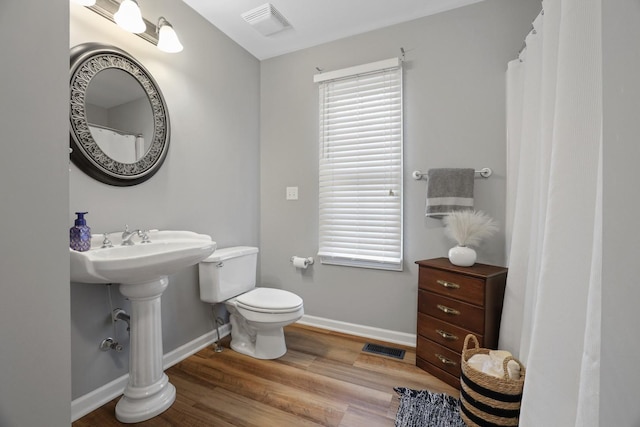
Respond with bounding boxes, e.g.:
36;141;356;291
315;58;403;271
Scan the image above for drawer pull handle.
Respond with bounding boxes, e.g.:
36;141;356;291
436;354;457;366
437;304;460;316
436;329;459;341
437;279;460;289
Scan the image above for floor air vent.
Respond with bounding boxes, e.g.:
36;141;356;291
362;343;405;360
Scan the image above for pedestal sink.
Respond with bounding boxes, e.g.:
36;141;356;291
70;230;216;423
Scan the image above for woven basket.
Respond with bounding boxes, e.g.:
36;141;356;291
459;334;525;427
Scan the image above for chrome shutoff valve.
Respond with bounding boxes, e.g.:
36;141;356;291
100;337;123;352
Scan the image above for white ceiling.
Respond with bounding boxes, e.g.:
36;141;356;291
182;0;484;60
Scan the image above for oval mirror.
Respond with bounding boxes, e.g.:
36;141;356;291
69;43;170;186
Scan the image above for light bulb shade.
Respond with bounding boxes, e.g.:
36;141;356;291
157;18;183;53
71;0;97;6
114;0;146;33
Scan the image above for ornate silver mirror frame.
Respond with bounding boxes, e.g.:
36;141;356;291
69;43;170;186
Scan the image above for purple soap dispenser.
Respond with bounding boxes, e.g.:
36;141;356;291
70;212;91;252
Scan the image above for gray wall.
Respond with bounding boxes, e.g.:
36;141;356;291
69;1;260;399
601;1;640;425
0;0;71;426
259;0;541;334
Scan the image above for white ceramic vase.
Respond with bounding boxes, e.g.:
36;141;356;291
448;245;476;267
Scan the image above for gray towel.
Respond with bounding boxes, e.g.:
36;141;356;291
425;168;474;218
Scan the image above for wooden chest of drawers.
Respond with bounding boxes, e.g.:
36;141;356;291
415;258;507;389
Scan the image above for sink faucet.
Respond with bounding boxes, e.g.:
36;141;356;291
121;225;150;246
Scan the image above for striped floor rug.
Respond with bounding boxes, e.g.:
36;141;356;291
394;387;465;427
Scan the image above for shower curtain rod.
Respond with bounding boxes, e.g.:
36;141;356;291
412;168;492;180
88;122;141;137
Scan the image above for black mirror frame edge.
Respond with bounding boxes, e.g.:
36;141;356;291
69;42;170;186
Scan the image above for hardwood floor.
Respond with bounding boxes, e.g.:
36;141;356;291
73;324;459;426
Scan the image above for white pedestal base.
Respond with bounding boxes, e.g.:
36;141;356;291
116;277;175;423
115;375;176;423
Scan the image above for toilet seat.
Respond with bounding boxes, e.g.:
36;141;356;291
235;288;303;313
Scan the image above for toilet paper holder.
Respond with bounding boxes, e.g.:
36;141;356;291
290;256;314;268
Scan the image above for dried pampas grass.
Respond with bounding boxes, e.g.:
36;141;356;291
443;210;498;247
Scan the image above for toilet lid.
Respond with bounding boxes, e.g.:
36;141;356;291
236;288;303;312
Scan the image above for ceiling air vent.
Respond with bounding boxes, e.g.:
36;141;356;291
241;3;291;36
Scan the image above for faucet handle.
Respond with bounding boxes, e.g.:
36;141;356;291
101;233;114;248
140;230;151;244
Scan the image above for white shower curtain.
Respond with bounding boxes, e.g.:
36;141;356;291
89;125;138;163
499;0;601;425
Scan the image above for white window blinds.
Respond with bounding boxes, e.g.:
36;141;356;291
316;58;403;271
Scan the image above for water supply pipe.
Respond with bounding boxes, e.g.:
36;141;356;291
113;308;130;332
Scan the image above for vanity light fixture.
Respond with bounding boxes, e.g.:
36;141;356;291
78;0;183;53
113;0;146;33
156;17;183;53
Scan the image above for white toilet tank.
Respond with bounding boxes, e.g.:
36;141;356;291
198;246;259;303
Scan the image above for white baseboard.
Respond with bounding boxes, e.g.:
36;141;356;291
71;323;231;422
163;323;230;369
297;314;416;348
70;373;129;423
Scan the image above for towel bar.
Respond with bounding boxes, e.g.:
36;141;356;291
412;168;492;181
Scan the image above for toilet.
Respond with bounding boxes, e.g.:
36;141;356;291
198;246;304;359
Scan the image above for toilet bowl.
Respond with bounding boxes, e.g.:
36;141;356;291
198;246;304;359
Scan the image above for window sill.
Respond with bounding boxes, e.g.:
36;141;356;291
319;255;403;272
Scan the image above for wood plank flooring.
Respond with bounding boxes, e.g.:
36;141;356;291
73;324;459;426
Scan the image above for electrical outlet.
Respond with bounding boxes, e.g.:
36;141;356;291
286;186;298;200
